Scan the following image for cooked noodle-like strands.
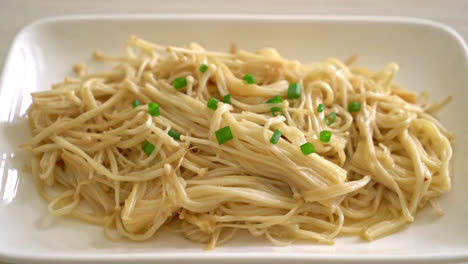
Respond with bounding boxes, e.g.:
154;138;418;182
22;36;453;248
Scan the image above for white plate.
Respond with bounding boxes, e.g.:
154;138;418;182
0;14;467;264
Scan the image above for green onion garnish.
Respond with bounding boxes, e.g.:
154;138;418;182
142;140;155;156
168;129;181;140
132;99;140;108
215;126;233;145
287;83;302;99
348;101;361;112
300;142;316;155
325;112;336;125
173;77;187;89
320;130;332;143
223;94;231;104
243;73;255;84
270;129;282;144
317;103;325;113
270;107;284;117
207;97;220;110
199;64;209;73
266;95;283;104
148;102;160;116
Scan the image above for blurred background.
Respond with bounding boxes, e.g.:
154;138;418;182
1;0;468;71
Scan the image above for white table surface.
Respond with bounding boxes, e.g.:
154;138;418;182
0;0;467;263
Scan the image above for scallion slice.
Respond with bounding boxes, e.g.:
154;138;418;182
142;140;155;156
287;83;302;99
215;126;233;145
320;130;332;143
207;97;220;110
199;64;209;73
325;112;336;125
168;129;181;140
132;99;140;108
348;101;361;112
300;142;316;155
148;102;160;116
270;107;284;117
243;73;255;84
223;94;231;104
173;77;187;89
317;103;325;113
266;95;283;104
270;129;282;144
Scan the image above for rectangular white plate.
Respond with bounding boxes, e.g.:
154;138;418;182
0;14;467;264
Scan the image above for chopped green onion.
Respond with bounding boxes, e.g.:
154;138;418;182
173;77;187;89
270;107;284;117
215;126;233;145
168;129;181;140
317;103;325;113
132;99;140;108
270;129;282;144
142;140;155;156
348;101;361;112
320;130;332;143
223;94;231;104
207;97;220;110
325;112;336;125
266;95;283;104
148;102;160;116
287;83;302;99
243;73;255;84
199;64;209;73
300;142;316;155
